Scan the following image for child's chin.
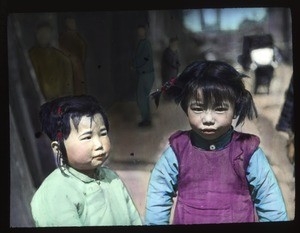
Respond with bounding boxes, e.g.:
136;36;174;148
201;132;224;141
91;159;105;167
201;135;218;141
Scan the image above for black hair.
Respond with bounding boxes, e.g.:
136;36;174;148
39;95;109;167
152;60;257;126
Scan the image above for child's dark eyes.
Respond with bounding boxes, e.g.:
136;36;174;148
99;129;108;136
215;106;228;112
80;129;107;141
190;105;228;113
191;107;204;112
100;131;108;136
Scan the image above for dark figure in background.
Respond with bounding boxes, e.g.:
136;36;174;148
132;25;155;127
238;34;278;94
161;37;180;85
29;21;74;101
59;17;87;95
276;75;294;164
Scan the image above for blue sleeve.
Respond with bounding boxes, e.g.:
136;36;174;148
144;147;178;225
246;148;289;221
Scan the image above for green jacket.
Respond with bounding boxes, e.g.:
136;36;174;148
31;166;142;226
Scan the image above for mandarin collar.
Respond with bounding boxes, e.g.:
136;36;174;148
190;127;234;151
64;166;103;183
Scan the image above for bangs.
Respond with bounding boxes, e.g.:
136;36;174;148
189;79;236;107
70;113;94;131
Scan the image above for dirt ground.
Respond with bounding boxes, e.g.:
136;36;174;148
105;63;295;223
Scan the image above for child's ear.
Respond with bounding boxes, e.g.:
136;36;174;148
51;141;60;154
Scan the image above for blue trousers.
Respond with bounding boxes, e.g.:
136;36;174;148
137;72;155;121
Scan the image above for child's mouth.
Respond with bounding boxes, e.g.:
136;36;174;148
93;154;106;160
201;129;216;134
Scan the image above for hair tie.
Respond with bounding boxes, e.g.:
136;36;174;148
56;106;63;141
150;77;178;108
162;77;177;93
57;131;63;141
57;106;62;115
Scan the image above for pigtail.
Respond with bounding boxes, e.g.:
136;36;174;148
235;89;258;126
150;61;205;108
39;101;55;140
150;90;162;108
55;106;64;141
52;104;69;168
234;72;258;126
34;103;51;138
39;99;69;169
150;77;183;108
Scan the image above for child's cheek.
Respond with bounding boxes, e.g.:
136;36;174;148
103;137;111;153
66;142;90;161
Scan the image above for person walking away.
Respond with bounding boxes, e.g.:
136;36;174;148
132;24;155;127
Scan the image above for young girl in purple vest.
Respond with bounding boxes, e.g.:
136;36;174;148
145;60;288;225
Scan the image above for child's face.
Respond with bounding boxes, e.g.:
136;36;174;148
187;91;235;140
63;113;110;175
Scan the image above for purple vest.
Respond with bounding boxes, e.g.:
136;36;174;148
170;130;260;224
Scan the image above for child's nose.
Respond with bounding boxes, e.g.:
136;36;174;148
94;137;104;151
203;111;215;125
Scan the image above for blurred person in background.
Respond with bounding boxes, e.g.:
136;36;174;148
276;74;294;165
132;24;155;127
29;21;74;101
161;36;180;85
